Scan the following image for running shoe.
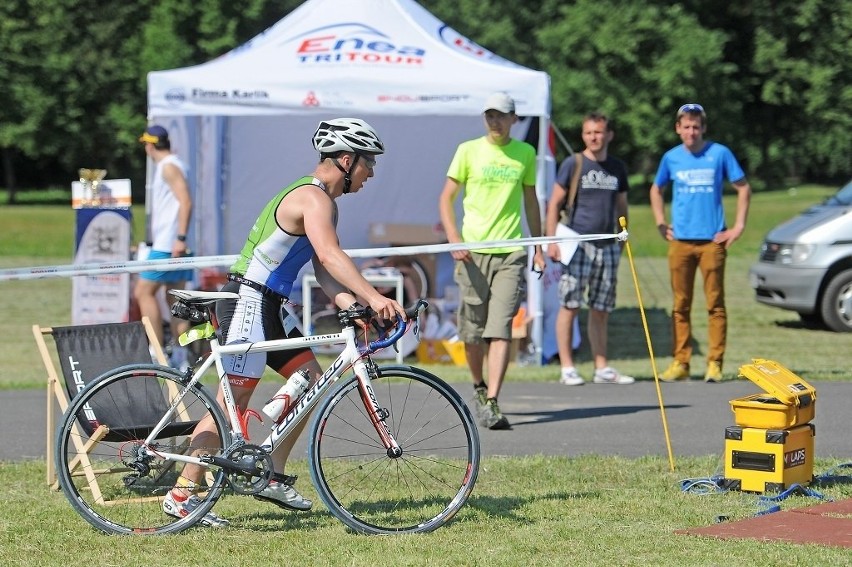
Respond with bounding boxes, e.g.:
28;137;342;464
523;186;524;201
704;361;723;383
593;367;635;385
254;480;313;511
480;398;510;430
559;367;585;386
473;382;488;420
162;492;230;528
660;361;690;382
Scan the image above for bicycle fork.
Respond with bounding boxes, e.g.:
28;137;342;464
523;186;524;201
355;358;402;458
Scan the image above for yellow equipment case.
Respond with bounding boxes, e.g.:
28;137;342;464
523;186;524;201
721;423;815;493
729;359;816;429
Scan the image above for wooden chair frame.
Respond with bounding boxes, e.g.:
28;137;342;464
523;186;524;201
34;317;189;503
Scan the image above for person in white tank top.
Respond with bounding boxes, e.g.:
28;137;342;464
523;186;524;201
135;125;193;364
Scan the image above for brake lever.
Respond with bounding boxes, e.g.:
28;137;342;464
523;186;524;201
370;318;396;347
364;300;429;354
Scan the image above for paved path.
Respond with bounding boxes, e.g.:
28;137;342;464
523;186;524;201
3;379;849;463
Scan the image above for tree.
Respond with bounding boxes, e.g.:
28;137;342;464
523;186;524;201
0;1;151;200
535;1;743;186
0;0;304;201
1;0;847;199
746;0;851;181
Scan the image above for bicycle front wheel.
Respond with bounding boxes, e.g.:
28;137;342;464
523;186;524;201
308;364;480;534
55;364;230;535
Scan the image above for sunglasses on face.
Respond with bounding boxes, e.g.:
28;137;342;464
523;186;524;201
357;153;376;170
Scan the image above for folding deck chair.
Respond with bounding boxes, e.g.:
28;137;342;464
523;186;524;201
34;318;197;504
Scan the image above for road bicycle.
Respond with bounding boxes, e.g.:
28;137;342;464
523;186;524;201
55;290;480;535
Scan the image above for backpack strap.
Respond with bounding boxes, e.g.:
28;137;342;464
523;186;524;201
563;152;584;224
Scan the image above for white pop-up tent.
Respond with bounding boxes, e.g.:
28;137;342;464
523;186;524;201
146;0;557;358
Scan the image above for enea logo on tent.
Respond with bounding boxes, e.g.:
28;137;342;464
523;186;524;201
437;25;512;65
289;23;425;65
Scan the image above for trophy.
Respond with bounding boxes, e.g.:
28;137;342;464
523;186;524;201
79;168;108;207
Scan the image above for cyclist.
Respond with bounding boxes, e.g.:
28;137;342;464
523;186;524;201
163;118;406;527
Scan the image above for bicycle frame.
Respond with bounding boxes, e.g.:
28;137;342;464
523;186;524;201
140;312;415;472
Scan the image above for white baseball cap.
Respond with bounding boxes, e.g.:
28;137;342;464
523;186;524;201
483;92;515;114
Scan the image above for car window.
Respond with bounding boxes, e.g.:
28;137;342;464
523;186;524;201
825;179;852;206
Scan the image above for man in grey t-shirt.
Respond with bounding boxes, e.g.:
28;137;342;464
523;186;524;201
544;112;633;386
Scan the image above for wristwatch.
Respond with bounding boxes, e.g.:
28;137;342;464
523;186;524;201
176;234;187;242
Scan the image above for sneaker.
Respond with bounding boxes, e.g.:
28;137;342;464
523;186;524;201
254;480;313;511
559;367;585;386
660;361;690;382
480;398;510;430
473;383;488;408
704;361;723;383
593;366;635;385
162;492;230;528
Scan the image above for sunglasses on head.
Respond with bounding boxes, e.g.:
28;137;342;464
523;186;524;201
677;103;705;115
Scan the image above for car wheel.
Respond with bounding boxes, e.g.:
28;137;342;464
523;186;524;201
820;268;852;332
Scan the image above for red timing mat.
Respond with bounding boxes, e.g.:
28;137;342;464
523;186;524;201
678;499;852;548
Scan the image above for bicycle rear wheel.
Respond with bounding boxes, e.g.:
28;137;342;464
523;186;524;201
308;364;480;534
55;364;230;535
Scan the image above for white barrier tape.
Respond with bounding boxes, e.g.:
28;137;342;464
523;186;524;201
0;255;239;282
0;231;626;282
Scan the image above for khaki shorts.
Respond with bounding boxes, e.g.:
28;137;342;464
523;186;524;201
454;250;527;342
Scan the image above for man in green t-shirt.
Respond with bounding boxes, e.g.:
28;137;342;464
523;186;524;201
439;92;545;430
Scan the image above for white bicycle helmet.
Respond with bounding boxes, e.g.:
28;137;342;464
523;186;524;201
312;118;385;155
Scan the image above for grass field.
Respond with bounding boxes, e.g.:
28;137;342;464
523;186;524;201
1;184;850;563
3;456;852;566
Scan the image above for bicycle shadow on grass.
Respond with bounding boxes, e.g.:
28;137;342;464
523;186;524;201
220;487;602;531
506;404;688;427
228;508;329;532
236;492;599;532
462;490;602;522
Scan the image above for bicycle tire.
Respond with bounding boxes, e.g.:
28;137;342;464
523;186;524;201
308;364;480;534
55;364;230;535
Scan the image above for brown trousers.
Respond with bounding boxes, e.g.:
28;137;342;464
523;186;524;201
667;240;727;366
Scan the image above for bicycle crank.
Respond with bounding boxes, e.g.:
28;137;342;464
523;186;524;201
216;444;274;495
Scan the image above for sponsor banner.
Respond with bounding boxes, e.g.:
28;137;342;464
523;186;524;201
289;23;426;66
72;208;132;324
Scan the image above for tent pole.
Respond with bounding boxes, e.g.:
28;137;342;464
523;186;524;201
551;123;574;158
529;115;552;367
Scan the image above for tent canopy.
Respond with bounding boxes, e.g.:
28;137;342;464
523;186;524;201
149;0;549;118
145;1;555;361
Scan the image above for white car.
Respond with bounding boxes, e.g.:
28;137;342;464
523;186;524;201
749;179;852;332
